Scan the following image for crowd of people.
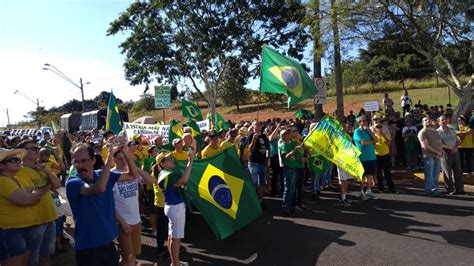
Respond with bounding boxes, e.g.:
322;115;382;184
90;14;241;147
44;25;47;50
1;91;473;266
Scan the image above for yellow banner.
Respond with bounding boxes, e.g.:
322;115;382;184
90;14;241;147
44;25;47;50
304;116;364;181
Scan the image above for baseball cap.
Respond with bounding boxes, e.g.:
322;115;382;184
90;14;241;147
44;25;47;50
172;138;183;146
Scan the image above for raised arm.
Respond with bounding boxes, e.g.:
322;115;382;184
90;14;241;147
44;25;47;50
80;140;120;195
175;149;195;187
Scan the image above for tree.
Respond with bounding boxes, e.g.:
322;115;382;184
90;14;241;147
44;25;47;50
93;91;123;108
331;0;344;120
350;1;473;118
107;0;308;125
217;57;249;112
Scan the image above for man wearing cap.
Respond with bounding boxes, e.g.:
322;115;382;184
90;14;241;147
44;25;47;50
156;148;194;266
353;116;378;201
132;134;148;163
171;138;188;161
279;129;303;214
248;121;270;205
0;148;51;266
15;140;62;266
201;130;223;159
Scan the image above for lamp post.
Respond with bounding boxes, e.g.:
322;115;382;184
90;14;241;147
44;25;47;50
13;90;42;127
2;109;11;130
42;63;89;112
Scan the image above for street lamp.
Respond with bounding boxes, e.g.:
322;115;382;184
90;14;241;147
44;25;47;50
42;63;90;112
13;90;40;109
13;90;42;127
2;109;11;130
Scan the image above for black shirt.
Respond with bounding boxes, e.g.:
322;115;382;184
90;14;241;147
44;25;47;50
248;133;270;164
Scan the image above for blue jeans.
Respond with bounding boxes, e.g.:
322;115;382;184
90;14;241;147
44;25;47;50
311;171;320;193
248;162;267;186
423;156;441;193
0;227;31;261
28;221;56;265
282;168;296;212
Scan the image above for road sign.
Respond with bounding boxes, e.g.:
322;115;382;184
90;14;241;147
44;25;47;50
364;101;380;112
314;78;327;104
154;86;171;109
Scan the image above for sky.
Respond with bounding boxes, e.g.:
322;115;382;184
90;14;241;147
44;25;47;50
0;0;142;127
0;0;338;128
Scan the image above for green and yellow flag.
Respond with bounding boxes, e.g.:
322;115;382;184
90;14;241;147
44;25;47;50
215;112;229;133
260;45;317;109
304;116;364;181
182;99;203;121
106;91;122;135
308;154;329;174
175;147;261;239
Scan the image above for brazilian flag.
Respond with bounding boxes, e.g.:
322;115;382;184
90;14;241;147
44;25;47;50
182;99;203;121
175;147;262;240
214;112;229;133
260;45;317;109
106;91;122;135
308;154;329;174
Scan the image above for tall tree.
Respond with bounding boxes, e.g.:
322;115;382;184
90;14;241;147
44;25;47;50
107;0;308;124
350;1;473;118
217;57;248;112
331;0;344;120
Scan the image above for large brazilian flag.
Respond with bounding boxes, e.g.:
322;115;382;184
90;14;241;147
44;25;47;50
175;147;262;240
182;99;203;121
260;45;317;109
106;91;122;135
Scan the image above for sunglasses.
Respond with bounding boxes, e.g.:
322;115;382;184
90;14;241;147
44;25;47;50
3;157;22;164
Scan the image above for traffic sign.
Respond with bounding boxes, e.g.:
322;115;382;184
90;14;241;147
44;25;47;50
314;78;327;104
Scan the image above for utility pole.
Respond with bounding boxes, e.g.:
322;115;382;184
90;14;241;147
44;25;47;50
43;63;88;112
80;78;85;112
5;109;11;130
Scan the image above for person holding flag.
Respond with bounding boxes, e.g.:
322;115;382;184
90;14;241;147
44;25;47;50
248;121;270;207
156;147;194;266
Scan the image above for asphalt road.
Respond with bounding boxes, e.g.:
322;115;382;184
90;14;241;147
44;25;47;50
54;174;474;266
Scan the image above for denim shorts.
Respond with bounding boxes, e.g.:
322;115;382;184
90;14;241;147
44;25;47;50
0;227;31;261
361;160;377;176
248;162;267;186
55;216;65;238
29;221;56;264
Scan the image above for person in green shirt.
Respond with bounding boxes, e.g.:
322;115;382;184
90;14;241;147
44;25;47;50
279;129;303;215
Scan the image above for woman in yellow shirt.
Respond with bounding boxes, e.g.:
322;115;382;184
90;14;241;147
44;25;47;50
457;115;473;175
374;125;397;193
0;148;50;266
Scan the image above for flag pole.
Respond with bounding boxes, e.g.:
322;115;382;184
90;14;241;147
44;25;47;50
257;45;266;122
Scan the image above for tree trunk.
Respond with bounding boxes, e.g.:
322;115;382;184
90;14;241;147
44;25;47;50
310;0;323;121
400;71;405;91
332;0;344;121
453;81;473;119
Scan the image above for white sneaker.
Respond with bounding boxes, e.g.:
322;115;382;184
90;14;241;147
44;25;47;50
359;191;369;201
366;191;378;199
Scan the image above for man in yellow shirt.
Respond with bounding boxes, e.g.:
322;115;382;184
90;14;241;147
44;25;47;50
201;131;223;159
17;140;61;265
220;129;239;153
171;138;188;161
133;134;149;162
374;125;397;193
